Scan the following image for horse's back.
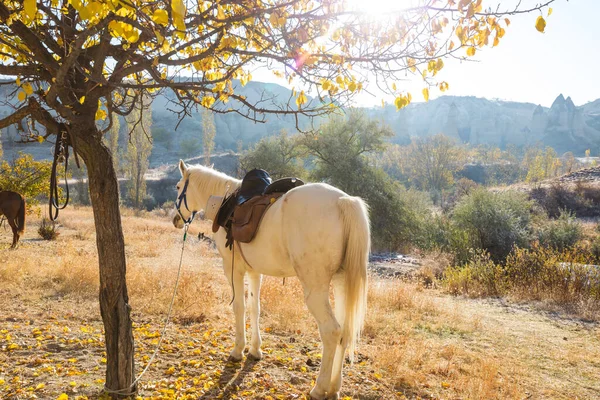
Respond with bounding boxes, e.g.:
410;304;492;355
240;183;349;278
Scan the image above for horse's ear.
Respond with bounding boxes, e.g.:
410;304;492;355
178;159;187;176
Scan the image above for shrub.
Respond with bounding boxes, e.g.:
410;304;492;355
503;245;600;303
38;218;59;241
536;210;583;251
444;251;502;297
451;188;533;262
530;183;600;218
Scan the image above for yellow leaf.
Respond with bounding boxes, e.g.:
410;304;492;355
422;87;429;102
37;135;44;143
23;83;33;95
57;394;69;400
35;383;45;390
504;18;510;26
448;41;455;51
152;9;169;26
16;76;21;86
392;82;397;91
493;37;499;47
18;91;26;102
296;91;307;108
24;0;37;20
79;96;85;104
548;7;553;17
535;16;546;33
466;46;476;56
348;81;357;92
201;96;215;108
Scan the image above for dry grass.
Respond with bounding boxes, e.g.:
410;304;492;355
1;207;600;399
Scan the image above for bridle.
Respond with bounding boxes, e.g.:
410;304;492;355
175;177;196;225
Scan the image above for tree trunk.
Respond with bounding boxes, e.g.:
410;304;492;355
75;126;135;398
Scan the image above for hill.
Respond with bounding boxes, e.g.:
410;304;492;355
1;81;599;167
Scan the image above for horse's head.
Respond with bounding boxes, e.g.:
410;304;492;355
173;160;233;229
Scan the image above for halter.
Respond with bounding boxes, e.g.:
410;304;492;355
175;178;196;225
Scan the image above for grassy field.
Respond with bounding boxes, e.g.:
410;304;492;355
1;208;599;399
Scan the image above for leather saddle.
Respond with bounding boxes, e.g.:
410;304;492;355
212;169;304;247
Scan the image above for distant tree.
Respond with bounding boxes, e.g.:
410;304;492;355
0;128;3;160
180;137;202;159
562;152;576;174
124;99;153;209
201;109;216;166
240;131;306;179
400;134;466;193
524;146;557;183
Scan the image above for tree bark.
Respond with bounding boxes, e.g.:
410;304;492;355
75;126;135;398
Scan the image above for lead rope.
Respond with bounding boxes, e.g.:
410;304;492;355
103;224;190;397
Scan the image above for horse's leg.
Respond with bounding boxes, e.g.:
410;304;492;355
226;263;246;361
247;272;263;360
7;218;19;249
330;272;348;397
302;283;341;400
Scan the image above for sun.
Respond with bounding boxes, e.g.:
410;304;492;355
343;0;413;21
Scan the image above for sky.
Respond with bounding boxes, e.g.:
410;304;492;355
253;0;600;108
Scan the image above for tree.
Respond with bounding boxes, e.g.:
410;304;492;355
399;134;466;194
0;128;3;160
240;130;306;179
201;108;216;166
0;0;555;396
301;111;426;250
124;97;153;209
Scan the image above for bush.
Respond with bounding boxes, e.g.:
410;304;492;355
451;188;533;262
445;245;600;308
530;183;600;218
38;218;59;241
536;210;582;251
444;251;503;297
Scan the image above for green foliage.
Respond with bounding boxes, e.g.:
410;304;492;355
0;152;60;206
180;137;202;158
240;130;306;180
452;188;533;262
302;111;425;251
444;251;503;297
536;210;582;251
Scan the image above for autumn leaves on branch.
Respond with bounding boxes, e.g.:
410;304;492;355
0;0;555;142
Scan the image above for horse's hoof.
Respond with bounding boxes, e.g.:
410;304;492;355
227;353;243;363
247;348;262;361
309;386;329;400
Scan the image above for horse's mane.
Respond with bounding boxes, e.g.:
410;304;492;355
187;164;241;196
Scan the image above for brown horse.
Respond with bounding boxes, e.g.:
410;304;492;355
0;191;26;248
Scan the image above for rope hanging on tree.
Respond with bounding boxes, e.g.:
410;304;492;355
49;130;71;221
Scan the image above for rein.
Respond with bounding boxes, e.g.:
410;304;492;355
175;178;197;224
49;131;71;221
104;223;191;397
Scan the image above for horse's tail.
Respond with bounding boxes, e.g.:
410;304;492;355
16;195;26;235
337;195;370;362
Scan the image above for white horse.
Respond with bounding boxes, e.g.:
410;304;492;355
172;161;370;400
